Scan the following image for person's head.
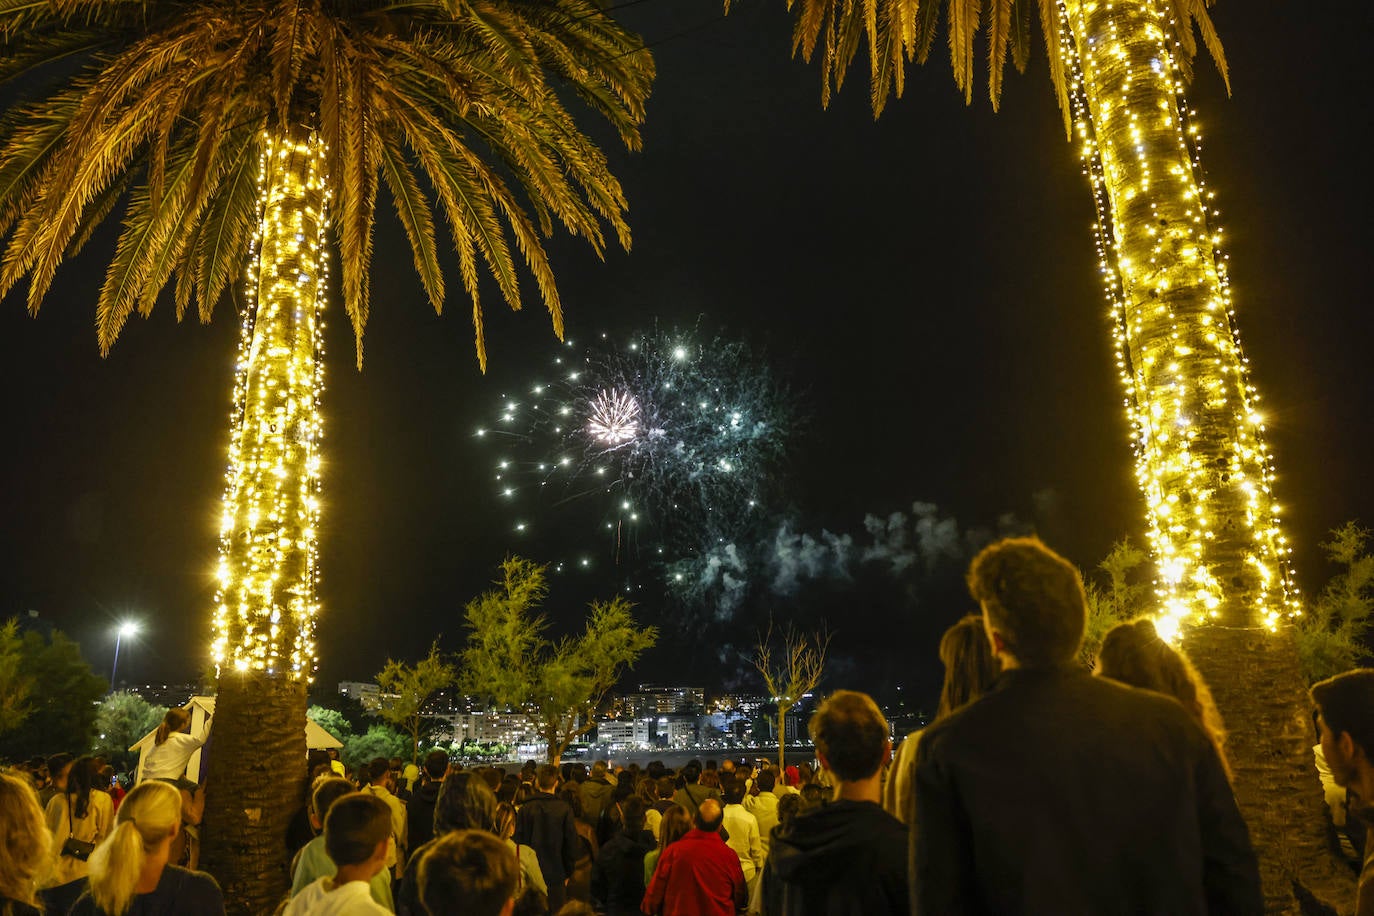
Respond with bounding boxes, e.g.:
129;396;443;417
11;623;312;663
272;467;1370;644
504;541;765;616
1312;669;1374;789
694;798;724;832
784;765;799;788
389;756;404;774
636;774;659;806
681;760;702;784
737;762;753;781
309;777;357;831
1096;617;1231;774
435;771;499;835
46;753;74;790
496;775;520;805
0;771;50;908
704;759;717;772
721;777;747;806
776;792;804;832
698;769;720;789
967;536;1087;669
559;784;584;820
307;748;331;774
756;769;776;793
590;759;609;780
657;805;691;850
796;762;814;785
657;776;675;800
494;802;518;840
366;757;390;787
645;760;665;781
155;707;191;746
87;780;182;916
66;755;98;819
324;793;392;878
720;759;735;774
619;796;647;834
809;690;890;783
936;614;1000;720
535;763;560;793
416;829;519;916
425;750;450;782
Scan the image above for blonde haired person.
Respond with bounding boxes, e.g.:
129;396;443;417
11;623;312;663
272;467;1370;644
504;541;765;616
44;756;114;887
69;781;224;916
1;770;51;916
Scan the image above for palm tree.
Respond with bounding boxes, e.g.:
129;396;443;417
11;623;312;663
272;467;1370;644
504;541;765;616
0;1;651;910
771;0;1345;909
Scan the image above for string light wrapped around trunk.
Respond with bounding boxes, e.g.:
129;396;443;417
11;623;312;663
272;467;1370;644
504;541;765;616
1058;0;1298;638
210;132;330;679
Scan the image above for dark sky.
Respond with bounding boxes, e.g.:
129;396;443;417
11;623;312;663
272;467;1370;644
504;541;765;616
2;3;1371;707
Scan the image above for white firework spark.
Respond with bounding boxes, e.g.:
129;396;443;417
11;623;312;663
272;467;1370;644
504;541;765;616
586;389;641;446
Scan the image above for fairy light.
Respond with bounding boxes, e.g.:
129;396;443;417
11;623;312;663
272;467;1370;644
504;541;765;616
1059;0;1297;638
210;132;330;679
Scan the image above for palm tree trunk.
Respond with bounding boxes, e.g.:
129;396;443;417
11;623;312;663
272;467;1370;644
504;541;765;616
200;130;329;915
1061;3;1351;910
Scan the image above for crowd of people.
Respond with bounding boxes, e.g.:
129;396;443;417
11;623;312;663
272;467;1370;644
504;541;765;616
4;535;1374;915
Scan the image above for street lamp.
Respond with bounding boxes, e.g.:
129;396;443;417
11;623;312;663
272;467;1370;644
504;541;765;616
111;621;140;688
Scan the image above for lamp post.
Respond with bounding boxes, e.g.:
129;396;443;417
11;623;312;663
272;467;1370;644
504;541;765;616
111;621;140;688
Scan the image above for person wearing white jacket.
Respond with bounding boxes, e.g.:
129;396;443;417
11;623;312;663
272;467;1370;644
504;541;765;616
721;778;763;896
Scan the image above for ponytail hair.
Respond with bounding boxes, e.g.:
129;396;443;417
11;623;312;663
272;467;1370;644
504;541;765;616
155;708;191;746
87;781;181;916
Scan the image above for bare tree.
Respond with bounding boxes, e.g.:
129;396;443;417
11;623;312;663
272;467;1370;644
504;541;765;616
752;620;831;773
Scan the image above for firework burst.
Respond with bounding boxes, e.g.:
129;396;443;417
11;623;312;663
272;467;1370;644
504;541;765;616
476;327;794;562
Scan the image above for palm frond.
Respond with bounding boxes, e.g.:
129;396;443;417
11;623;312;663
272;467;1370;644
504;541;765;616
378;138;445;316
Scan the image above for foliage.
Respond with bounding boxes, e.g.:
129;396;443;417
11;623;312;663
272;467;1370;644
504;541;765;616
460;557;658;762
752;620;830;771
306;706;355;744
1296;523;1374;683
762;0;1226;123
0;628;107;762
1080;538;1153;666
0;0;654;370
375;642;458;764
342;723;409;772
94;691;166;769
0;619;33;737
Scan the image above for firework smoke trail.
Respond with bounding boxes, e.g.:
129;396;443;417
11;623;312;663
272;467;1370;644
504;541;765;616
475;328;794;562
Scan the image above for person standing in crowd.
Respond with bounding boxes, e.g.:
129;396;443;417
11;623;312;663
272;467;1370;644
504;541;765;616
289;778;394;909
636;776;663;841
493;800;548;905
641;799;746;916
578;761;615;834
39;754;73;810
721;779;762;898
1311;669;1374;916
884;614;997;825
746;770;781;859
1;770;50;915
44;756;114;889
362;758;408;882
913;536;1262;914
140;708;209;785
558;785;597;903
590;797;654;916
1096;616;1233;777
670;762;721;813
407;751;448;857
643;806;691;888
514;765;577;912
412;830;519;916
286;793;393;915
764;691;907;915
70;781;224;916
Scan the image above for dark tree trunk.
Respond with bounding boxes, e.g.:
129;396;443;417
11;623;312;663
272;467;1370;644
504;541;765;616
201;672;308;916
1188;626;1356;914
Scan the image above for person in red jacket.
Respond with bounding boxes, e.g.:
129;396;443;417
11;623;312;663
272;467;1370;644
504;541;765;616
641;798;745;916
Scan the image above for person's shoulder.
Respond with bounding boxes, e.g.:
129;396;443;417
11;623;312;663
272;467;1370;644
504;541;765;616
164;865;224;898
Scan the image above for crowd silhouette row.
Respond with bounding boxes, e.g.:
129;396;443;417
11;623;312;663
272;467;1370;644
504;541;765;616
4;536;1374;915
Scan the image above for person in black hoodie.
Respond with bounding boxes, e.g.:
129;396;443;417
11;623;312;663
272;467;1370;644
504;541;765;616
406;749;448;854
763;690;907;916
590;797;655;916
515;764;579;912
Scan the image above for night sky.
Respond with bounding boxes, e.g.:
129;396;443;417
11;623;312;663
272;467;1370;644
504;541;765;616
2;3;1370;709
